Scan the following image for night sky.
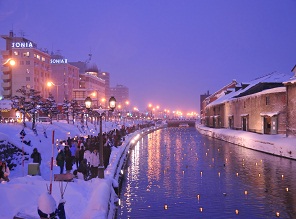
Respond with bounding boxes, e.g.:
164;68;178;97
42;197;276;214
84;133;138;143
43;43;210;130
1;1;295;113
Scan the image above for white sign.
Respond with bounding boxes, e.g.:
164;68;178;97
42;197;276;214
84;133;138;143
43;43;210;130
11;42;33;48
50;59;68;64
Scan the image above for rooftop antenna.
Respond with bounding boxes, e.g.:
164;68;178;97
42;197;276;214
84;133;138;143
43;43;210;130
85;52;92;64
19;30;26;37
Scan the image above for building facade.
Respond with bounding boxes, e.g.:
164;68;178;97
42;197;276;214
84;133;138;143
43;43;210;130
202;72;294;136
110;84;129;107
1;31;51;99
50;53;80;104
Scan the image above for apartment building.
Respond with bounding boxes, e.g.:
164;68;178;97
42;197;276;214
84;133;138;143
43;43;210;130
1;31;51;99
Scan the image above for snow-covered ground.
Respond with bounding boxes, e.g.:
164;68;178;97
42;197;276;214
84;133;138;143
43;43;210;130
196;123;296;160
0;120;151;219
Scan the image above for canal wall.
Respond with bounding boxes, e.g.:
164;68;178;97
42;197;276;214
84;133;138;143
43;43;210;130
196;124;296;160
102;125;165;219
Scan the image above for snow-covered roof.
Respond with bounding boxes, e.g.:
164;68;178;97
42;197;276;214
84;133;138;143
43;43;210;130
206;72;292;108
260;112;279;117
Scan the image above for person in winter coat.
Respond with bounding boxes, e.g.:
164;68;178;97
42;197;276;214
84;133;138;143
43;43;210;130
56;149;65;174
31;148;42;164
31;148;42;175
64;146;72;173
90;149;100;178
1;161;10;182
78;145;85;166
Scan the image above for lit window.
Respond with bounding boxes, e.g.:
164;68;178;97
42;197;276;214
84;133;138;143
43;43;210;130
42;57;45;62
23;52;30;57
14;51;19;56
37;55;40;60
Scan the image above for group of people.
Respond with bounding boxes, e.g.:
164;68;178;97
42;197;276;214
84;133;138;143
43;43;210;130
55;125;133;180
0;160;10;182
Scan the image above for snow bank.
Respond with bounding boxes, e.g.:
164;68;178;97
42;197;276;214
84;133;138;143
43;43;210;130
196;124;296;160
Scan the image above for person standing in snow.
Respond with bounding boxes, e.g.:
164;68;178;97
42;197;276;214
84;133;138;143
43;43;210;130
90;149;99;178
56;149;65;174
31;148;42;175
64;146;72;173
1;161;10;182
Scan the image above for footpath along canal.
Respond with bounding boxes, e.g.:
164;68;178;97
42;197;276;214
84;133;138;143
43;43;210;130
117;127;296;219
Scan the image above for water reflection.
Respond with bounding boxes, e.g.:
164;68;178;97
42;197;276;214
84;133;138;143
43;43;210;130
118;127;296;218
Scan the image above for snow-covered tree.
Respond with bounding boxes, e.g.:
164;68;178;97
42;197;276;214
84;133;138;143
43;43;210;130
41;93;59;124
11;86;43;129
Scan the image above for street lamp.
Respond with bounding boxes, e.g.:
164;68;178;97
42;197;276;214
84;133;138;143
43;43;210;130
93;96;116;178
47;81;67;104
84;96;92;126
2;58;16;66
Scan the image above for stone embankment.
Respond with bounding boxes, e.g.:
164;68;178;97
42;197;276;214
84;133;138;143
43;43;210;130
196;124;296;160
102;125;164;219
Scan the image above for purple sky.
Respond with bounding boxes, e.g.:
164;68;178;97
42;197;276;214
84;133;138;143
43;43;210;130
1;1;296;113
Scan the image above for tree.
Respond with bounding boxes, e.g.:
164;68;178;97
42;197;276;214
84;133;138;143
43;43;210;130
62;99;71;124
70;100;82;125
11;86;43;129
41;93;59;124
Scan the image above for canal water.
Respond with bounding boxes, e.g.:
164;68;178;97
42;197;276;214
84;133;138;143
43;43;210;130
117;127;296;219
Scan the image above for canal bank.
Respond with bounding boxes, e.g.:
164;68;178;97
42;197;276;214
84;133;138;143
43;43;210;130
104;124;165;219
196;123;296;160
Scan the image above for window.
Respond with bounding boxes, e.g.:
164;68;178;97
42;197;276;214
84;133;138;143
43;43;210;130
23;52;30;57
26;77;30;82
36;55;40;60
244;101;246;108
42;57;45;62
266;96;270;105
14;51;19;56
26;61;30;65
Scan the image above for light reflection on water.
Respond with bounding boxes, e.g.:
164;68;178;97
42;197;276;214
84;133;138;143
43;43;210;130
118;127;296;219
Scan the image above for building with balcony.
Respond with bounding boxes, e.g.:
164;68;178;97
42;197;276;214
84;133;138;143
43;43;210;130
1;31;51;99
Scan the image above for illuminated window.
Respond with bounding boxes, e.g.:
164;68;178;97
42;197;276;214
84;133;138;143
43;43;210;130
34;54;37;58
36;55;40;60
23;52;30;57
42;57;45;62
14;51;19;56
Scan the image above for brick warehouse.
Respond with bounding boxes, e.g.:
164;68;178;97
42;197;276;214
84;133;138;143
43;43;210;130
202;70;296;137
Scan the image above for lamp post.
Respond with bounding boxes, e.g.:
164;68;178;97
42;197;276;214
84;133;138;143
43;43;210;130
93;96;116;179
85;96;92;126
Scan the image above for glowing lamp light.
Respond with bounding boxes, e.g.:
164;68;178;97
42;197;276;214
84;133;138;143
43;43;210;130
244;190;248;195
286;187;289;192
258;173;261;177
164;204;168;210
235;209;239;215
281;174;284;179
276;212;280;217
199;207;203;212
197;194;200;200
109;96;116;110
218;172;221;177
236;172;239;177
200;171;203;177
84;96;92;109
